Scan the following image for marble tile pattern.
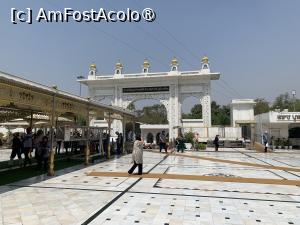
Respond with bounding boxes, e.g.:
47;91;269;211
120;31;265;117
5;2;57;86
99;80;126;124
0;147;300;225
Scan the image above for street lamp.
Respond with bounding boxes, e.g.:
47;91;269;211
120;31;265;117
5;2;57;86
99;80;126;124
292;90;296;112
77;76;85;96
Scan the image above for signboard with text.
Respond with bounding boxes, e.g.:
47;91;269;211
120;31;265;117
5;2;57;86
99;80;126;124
122;86;169;93
277;114;300;121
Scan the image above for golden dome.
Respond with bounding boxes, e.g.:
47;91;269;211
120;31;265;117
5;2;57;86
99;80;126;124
115;61;123;69
171;57;178;66
90;63;97;70
143;59;150;68
201;56;209;64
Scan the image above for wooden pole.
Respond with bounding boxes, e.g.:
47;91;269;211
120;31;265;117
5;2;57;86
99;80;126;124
107;112;111;159
122;116;126;154
85;102;90;165
48;91;56;176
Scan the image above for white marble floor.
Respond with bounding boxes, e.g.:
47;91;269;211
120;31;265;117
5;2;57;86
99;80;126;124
1;148;300;225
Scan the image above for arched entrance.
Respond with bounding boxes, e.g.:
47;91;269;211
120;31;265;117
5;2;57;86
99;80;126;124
146;133;154;143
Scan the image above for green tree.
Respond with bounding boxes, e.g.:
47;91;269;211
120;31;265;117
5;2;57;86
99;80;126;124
211;101;230;126
271;92;291;111
134;104;168;124
127;102;136;111
254;98;270;115
271;92;300;111
182;104;202;119
182;101;230;125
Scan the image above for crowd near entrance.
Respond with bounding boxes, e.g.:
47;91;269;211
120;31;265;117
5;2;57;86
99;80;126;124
0;71;136;177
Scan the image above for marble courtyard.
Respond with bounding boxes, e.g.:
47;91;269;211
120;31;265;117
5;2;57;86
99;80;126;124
1;148;300;225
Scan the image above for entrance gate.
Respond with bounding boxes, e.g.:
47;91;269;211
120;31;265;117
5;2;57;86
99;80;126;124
79;57;220;140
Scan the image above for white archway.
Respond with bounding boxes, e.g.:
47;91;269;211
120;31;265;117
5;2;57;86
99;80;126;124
81;59;220;140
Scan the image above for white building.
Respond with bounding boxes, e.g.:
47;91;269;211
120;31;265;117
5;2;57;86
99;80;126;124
255;110;300;146
230;99;256;140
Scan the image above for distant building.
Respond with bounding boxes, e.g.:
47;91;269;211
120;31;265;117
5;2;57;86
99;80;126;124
255;110;300;147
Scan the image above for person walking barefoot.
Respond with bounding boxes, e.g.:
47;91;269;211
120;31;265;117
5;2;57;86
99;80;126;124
128;135;144;175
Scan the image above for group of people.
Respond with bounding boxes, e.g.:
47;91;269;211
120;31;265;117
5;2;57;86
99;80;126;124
10;127;50;171
127;133;221;175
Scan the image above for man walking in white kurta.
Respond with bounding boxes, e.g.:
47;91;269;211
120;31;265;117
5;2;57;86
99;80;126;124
128;135;144;175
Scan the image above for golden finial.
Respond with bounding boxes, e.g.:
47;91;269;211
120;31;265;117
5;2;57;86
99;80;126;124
201;56;209;64
143;59;150;68
90;63;97;70
115;60;123;69
171;57;178;66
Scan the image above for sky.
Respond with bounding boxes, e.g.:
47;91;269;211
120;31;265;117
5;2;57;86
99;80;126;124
0;0;299;113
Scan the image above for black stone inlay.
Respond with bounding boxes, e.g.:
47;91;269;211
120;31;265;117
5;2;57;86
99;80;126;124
225;217;230;220
244;202;248;205
93;177;98;179
173;198;177;200
116;209;120;211
134;221;139;223
256;220;261;222
81;154;170;225
124;202;128;204
171;204;175;207
278;212;283;214
130;196;134;197
141;211;146;213
164;223;169;225
114;178;119;179
196;206;200;209
106;218;111;221
62;180;67;182
168;213;172;215
270;204;274;206
106;183;110;184
222;208;226;210
196;215;200;217
219;201;223;203
288;222;294;224
151;196;155;199
196;199;199;202
297;206;300;208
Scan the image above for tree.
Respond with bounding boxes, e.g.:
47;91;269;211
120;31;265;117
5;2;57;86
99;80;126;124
130;104;168;124
182;101;230;126
212;103;230;126
182;104;202;119
127;102;136;111
271;92;291;111
271;92;300;111
254;98;270;115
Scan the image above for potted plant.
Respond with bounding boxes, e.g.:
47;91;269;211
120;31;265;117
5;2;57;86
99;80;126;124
184;131;194;150
274;138;279;149
280;138;286;149
197;143;206;150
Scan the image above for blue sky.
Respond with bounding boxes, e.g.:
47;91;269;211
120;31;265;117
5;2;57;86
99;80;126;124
0;0;299;113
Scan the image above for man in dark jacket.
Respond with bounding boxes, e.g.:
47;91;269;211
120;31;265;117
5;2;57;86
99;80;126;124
10;133;22;165
213;135;220;152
